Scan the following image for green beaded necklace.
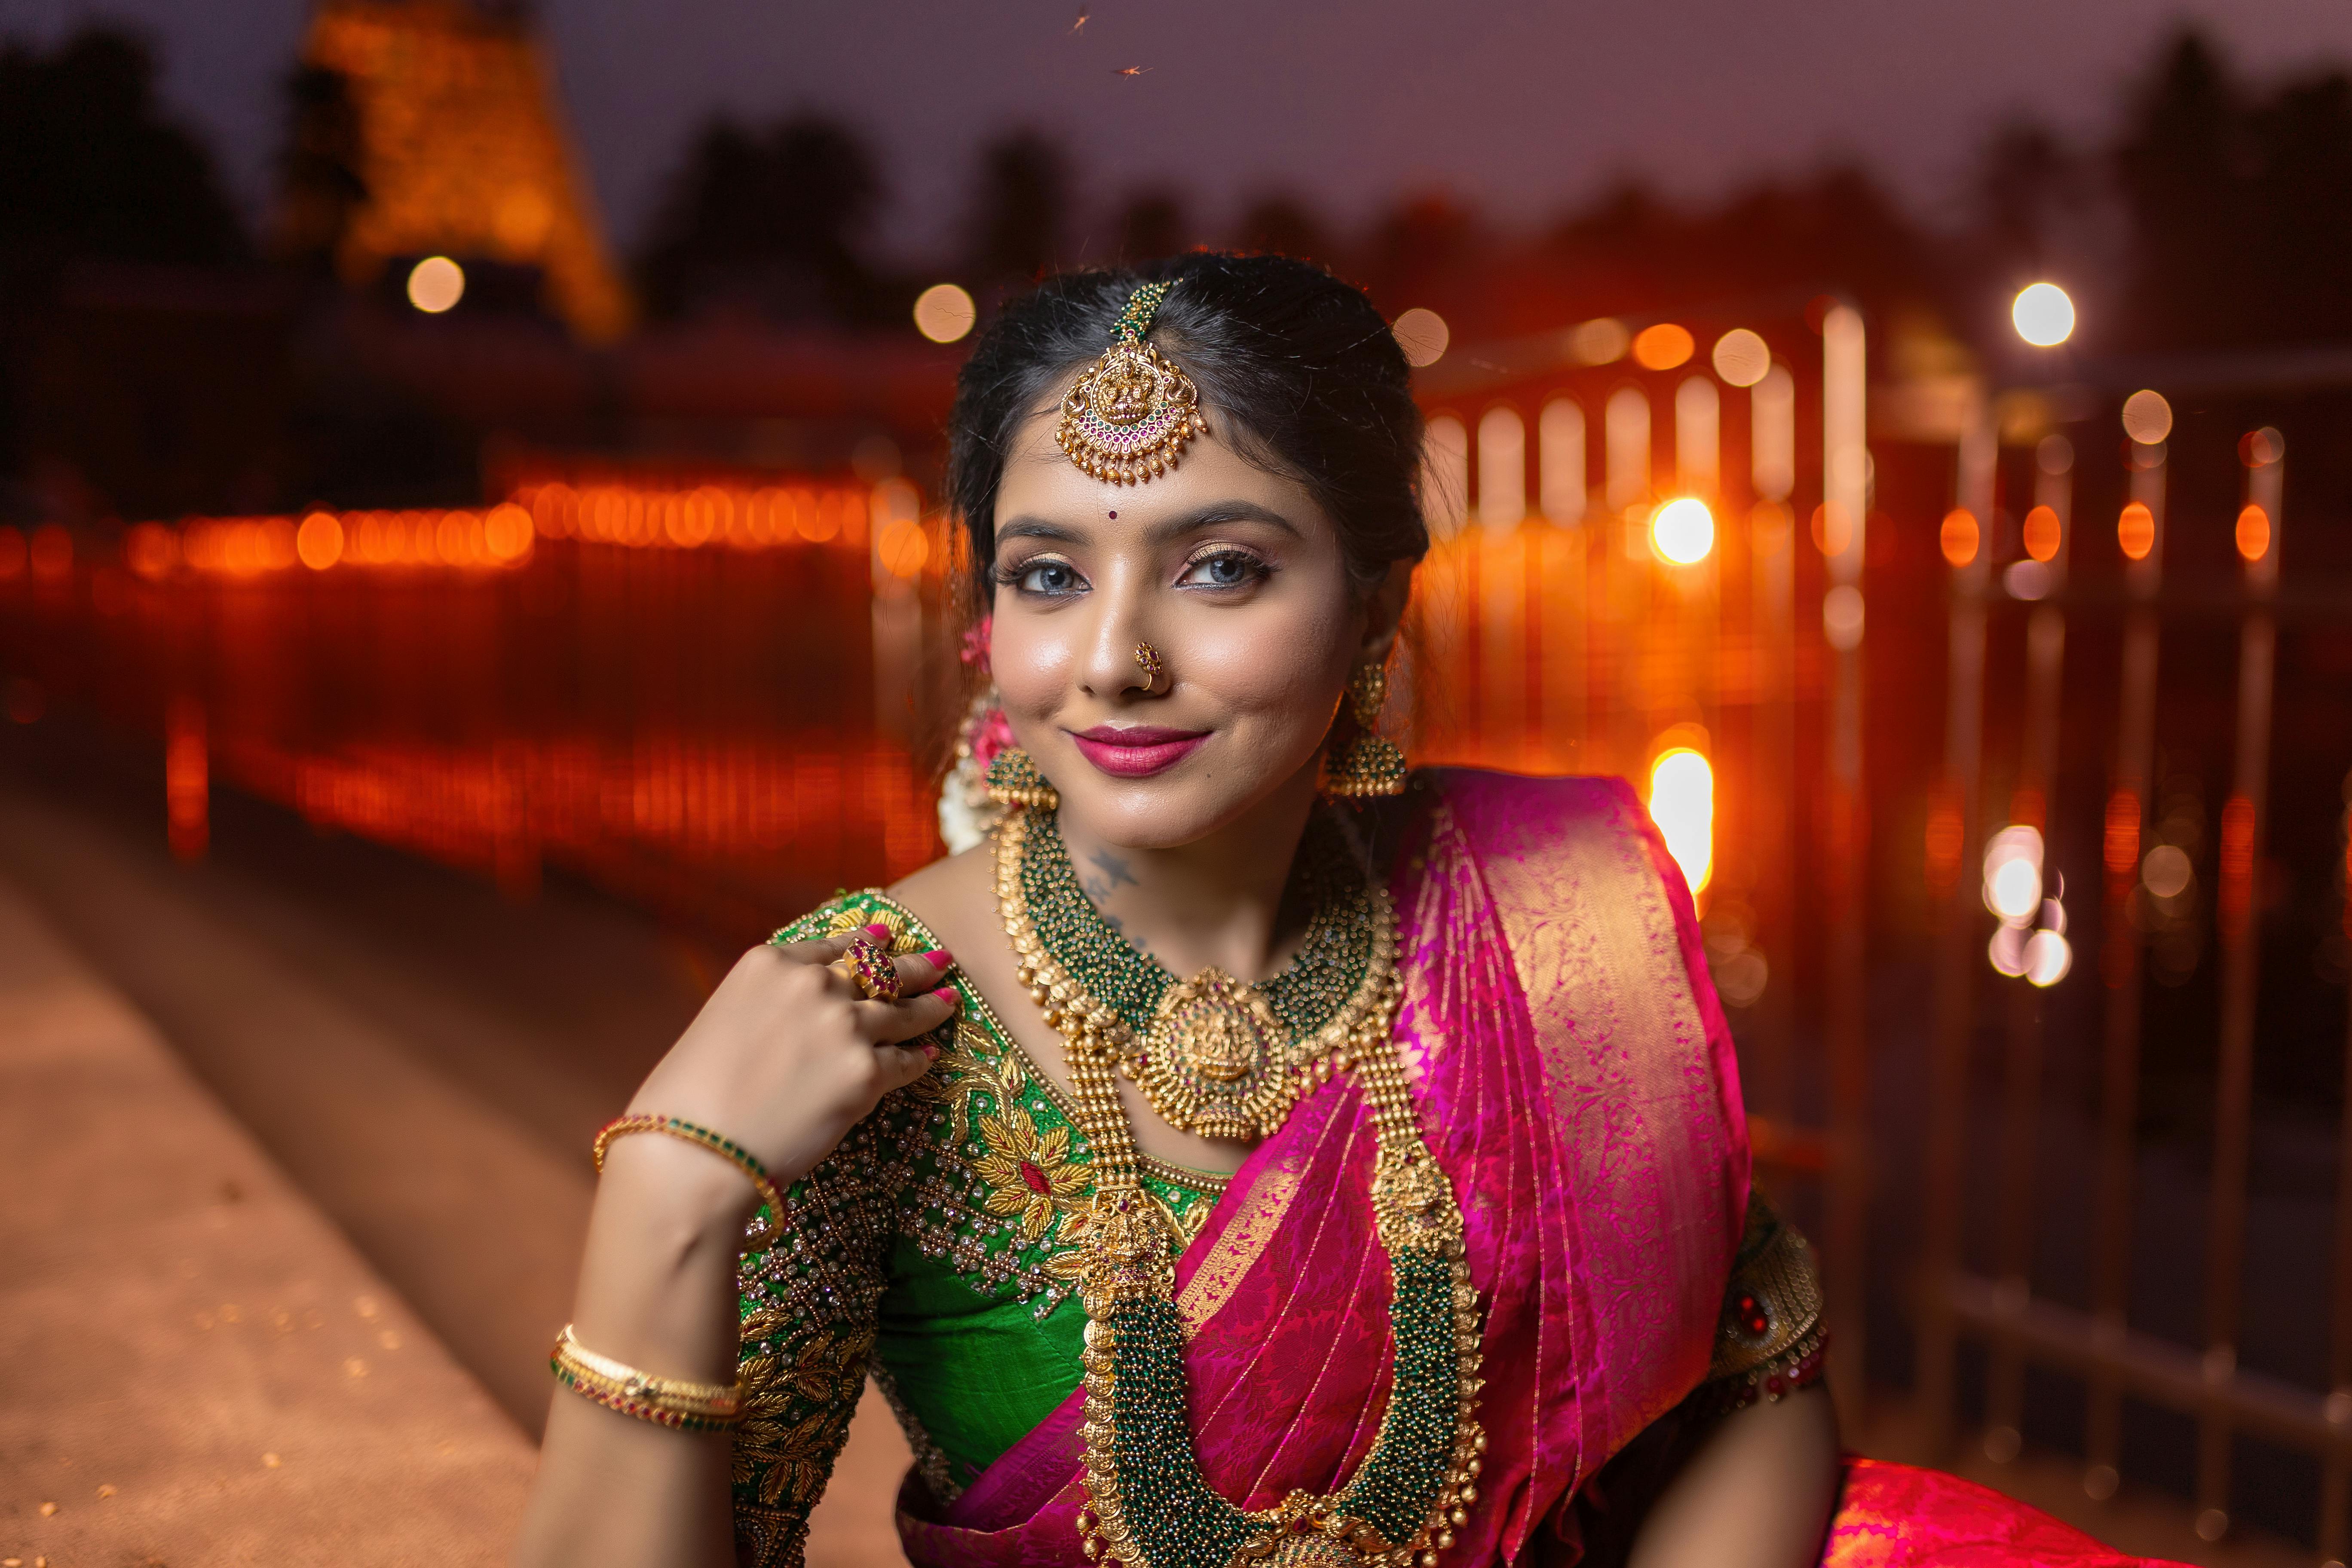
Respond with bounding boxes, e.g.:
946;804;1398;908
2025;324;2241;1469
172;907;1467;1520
1018;808;1375;1042
992;810;1489;1568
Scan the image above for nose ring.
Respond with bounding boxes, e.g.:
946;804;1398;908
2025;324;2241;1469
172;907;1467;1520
1133;642;1164;689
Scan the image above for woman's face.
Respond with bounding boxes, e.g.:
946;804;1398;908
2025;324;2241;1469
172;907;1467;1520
988;397;1384;849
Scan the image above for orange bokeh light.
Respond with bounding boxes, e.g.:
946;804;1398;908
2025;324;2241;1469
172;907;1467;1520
1939;508;1979;568
2021;504;2061;563
877;518;931;579
2117;501;2155;561
2235;503;2270;563
297;512;344;570
1811;502;1853;557
1632;323;1695;371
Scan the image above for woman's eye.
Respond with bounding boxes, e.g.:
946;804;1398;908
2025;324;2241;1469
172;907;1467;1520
1180;551;1266;589
1012;560;1083;596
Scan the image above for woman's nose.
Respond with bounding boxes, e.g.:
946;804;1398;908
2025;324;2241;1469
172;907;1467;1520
1077;595;1156;699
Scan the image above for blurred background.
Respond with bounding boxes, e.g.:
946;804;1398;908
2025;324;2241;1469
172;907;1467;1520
3;2;2352;1564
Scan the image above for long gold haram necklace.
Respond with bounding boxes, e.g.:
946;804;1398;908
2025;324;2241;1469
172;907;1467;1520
995;808;1488;1568
1014;806;1395;1141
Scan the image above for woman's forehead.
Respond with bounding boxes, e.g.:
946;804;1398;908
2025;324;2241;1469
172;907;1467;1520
995;404;1326;533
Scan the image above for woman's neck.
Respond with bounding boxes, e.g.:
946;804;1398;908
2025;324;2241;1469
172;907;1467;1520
1055;767;1322;983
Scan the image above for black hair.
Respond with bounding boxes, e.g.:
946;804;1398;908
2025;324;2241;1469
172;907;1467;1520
945;252;1428;604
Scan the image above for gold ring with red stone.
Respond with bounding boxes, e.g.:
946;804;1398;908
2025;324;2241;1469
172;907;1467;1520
838;934;903;1002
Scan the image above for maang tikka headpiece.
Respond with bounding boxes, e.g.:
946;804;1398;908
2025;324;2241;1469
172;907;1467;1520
1055;281;1207;484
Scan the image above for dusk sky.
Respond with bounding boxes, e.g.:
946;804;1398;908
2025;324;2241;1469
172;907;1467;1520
6;0;2350;258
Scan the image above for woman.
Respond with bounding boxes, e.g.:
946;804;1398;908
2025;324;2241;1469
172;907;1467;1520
514;254;2170;1568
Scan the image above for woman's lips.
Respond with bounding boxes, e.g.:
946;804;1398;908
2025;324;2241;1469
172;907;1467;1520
1068;724;1209;779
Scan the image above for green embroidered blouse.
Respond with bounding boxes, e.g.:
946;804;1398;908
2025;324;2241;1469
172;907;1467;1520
729;890;1226;1568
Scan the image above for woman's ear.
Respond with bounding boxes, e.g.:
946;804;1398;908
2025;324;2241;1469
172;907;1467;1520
1359;559;1415;662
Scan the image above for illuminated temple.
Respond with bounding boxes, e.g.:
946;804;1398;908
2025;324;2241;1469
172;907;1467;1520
284;0;632;340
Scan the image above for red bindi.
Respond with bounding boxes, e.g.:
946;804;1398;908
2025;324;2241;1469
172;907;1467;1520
1107;510;1118;518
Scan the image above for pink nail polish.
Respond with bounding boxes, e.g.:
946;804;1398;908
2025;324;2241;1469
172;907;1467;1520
922;947;953;966
922;1042;940;1060
864;922;892;940
932;985;960;1003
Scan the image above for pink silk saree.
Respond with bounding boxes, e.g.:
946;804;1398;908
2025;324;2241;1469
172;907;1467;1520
897;772;2170;1567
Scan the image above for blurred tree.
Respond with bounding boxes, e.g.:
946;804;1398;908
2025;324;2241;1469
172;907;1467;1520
1115;190;1188;263
1362;193;1480;317
2246;68;2352;342
1975;119;2079;280
273;64;368;275
1234;193;1334;265
968;130;1069;295
637;113;891;325
2115;30;2254;349
0;27;245;274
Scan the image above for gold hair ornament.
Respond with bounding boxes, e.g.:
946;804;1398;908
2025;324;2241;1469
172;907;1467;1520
1055;282;1207;484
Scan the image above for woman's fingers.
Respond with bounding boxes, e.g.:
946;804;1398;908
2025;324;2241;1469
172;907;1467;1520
862;983;960;1044
891;946;954;995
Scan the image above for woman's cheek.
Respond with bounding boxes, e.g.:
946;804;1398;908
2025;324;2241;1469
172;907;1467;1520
1188;603;1351;719
990;625;1073;721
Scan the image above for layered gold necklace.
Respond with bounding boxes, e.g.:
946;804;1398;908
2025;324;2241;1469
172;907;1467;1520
993;806;1487;1568
1003;806;1396;1142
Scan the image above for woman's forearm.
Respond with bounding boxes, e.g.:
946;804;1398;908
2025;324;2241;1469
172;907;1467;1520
511;1136;754;1568
1627;1384;1840;1568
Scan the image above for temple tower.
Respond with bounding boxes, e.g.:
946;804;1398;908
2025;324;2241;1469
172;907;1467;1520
279;0;632;341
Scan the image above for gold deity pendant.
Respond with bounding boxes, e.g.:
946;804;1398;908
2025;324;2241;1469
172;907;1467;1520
1132;968;1295;1140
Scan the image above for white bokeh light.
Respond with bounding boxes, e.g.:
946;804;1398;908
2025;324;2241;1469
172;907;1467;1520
2012;282;2075;347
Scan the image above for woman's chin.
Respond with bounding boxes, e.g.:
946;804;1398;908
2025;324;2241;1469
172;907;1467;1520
1052;756;1318;851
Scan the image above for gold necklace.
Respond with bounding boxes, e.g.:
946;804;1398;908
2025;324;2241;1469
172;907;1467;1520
1007;807;1397;1141
992;806;1487;1568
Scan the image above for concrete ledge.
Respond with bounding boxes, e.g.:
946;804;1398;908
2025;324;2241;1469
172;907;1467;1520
0;878;536;1566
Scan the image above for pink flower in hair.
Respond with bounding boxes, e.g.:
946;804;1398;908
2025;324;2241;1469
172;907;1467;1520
967;702;1016;768
960;616;992;671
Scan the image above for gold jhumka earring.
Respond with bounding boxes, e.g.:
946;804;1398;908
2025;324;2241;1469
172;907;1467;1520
1054;282;1207;484
1322;660;1409;798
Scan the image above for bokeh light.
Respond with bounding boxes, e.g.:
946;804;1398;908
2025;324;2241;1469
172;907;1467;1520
2121;389;2173;445
296;511;343;570
2011;282;2075;346
912;282;977;343
2235;504;2270;563
2003;560;2052;600
1650;497;1715;564
1710;328;1771;387
2117;501;2156;561
406;256;466;314
1568;317;1629;365
1392;308;1449;368
2023;929;2073;987
1983;824;2044;923
1939;508;1979;568
2142;844;2193;900
1632;323;1694;371
2021;504;2061;562
1822;584;1864;650
1648;747;1714;895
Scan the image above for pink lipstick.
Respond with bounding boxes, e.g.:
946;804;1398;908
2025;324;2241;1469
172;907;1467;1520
1068;723;1208;779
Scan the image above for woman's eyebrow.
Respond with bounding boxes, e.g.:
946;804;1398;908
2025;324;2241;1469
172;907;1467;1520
1148;502;1302;541
995;517;1090;545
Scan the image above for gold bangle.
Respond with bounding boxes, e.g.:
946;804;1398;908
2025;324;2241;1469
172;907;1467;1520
550;1324;743;1432
592;1115;784;1250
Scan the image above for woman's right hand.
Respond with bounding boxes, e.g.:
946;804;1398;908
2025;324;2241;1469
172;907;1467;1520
621;925;959;1191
